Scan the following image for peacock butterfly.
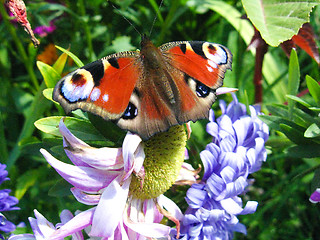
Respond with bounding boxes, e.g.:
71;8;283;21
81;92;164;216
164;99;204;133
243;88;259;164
53;34;232;140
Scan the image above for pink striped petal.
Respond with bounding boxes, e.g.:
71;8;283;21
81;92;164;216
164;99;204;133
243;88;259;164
40;149;119;192
49;208;95;240
64;147;123;170
124;219;170;239
70;187;100;205
122;133;143;181
90;176;131;237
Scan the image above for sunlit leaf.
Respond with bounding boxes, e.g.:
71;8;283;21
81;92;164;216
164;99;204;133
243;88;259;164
55;45;84;67
305;123;320;138
37;61;61;88
34;116;105;141
53;52;68;75
242;0;320;46
286;94;311;108
306;75;320;105
15;169;41;199
288;49;300;119
42;88;56;103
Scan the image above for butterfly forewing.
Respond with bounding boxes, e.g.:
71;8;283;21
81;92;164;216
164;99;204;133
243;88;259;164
53;51;140;120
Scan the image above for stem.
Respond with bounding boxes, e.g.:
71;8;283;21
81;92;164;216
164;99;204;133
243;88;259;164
78;0;94;61
0;2;39;90
254;31;268;104
7;82;51;170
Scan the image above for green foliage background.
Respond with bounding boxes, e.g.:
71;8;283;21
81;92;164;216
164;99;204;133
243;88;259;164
1;0;320;239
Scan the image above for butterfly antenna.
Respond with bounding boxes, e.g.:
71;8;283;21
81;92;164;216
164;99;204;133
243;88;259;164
109;1;142;37
149;0;164;37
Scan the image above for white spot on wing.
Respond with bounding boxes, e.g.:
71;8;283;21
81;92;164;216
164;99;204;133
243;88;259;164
103;94;109;102
90;88;101;101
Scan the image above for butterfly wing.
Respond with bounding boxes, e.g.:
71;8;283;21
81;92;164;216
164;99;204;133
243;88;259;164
53;51;141;121
159;41;232;124
53;39;232;140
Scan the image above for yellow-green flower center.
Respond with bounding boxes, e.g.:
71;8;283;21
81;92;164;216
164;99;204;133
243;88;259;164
129;125;187;199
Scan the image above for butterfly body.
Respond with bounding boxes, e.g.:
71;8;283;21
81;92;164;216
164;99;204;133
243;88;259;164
53;35;232;140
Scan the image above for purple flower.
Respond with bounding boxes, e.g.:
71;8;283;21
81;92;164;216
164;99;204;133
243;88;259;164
310;188;320;203
33;20;56;37
0;164;19;238
174;94;269;239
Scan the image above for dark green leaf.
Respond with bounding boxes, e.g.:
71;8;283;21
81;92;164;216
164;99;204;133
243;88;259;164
279;123;309;145
88;113;126;147
287;144;320;158
48;179;73;197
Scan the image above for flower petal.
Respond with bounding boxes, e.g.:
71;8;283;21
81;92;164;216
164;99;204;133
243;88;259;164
40;149;119;192
158;194;184;221
8;234;36;240
90;176;131;237
124;219;170;239
70;187;100;205
49;208;95;240
310;188;320;203
122;133;143;181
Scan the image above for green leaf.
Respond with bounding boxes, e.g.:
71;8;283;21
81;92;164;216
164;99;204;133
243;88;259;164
306;75;320;105
287;144;320;158
265;104;310;128
279;123;309;145
42;88;55;102
259;115;306;133
48;179;73;197
88;113;126;147
288;49;300;119
34;116;106;141
311;168;320;192
111;36;135;53
37;61;61;88
242;0;320;46
309;107;320;113
286;94;311;108
15;169;40;199
305;123;320;138
55;45;84;67
53;52;68;75
202;0;286;102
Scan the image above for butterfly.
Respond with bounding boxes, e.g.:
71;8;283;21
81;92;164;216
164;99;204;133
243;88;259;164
53;34;232;140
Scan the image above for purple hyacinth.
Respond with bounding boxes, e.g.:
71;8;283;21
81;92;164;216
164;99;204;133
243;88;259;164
174;94;269;239
0;164;19;238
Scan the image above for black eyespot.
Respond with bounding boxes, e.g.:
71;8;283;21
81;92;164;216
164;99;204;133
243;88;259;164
196;81;210;98
122;102;138;119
